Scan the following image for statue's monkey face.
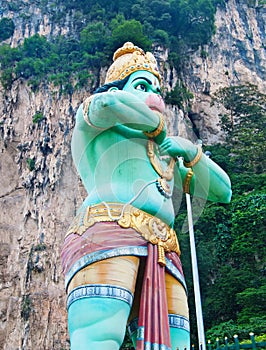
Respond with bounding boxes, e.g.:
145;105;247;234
122;71;165;114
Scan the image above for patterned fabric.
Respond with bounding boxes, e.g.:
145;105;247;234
168;314;190;332
67;284;134;309
128;315;190;336
61;220;188;350
61;221;186;292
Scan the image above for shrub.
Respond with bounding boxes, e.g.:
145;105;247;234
0;18;15;41
32;112;44;124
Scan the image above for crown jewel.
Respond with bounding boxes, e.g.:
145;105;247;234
105;42;161;84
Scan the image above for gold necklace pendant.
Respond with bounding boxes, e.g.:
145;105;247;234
147;140;176;198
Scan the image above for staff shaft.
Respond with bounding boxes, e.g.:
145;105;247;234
186;193;206;350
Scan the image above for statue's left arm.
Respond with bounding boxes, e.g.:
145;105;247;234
160;136;232;203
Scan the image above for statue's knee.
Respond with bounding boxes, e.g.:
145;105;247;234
68;286;131;350
169;314;190;350
67;284;133;327
68;297;131;329
128;315;190;350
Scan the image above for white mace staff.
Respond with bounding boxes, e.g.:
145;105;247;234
183;143;207;350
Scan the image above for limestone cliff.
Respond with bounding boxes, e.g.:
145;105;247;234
186;0;266;143
0;81;85;349
0;0;265;349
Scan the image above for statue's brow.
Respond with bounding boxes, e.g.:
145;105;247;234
132;77;152;85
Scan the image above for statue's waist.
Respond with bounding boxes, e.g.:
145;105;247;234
66;202;180;265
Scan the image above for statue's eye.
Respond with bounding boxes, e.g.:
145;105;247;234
135;84;147;92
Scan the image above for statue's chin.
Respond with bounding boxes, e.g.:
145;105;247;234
145;94;165;114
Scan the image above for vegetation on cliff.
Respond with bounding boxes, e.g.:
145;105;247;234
178;84;266;345
0;0;225;95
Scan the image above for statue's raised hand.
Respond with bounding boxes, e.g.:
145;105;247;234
159;136;198;162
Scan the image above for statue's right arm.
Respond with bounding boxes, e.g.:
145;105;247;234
78;91;164;135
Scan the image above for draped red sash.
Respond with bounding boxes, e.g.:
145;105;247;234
137;243;171;350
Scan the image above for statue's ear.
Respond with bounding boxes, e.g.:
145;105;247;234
108;87;119;92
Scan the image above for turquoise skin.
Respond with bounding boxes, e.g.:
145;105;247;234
72;70;231;225
68;70;232;349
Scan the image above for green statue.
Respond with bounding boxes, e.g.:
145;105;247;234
61;42;231;350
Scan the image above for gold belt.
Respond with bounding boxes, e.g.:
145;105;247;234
66;203;180;266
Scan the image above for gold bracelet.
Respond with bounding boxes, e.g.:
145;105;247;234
143;113;165;138
83;95;105;129
83;95;94;119
183;169;194;194
183;145;203;168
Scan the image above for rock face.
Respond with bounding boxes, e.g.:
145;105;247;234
185;0;266;143
0;0;265;349
0;80;86;349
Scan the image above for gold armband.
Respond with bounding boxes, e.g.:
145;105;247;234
83;95;105;129
83;95;94;119
183;145;203;168
183;169;194;194
143;113;165;138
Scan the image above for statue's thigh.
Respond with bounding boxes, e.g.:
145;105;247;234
165;272;190;350
67;256;140;350
129;268;189;321
67;255;140;295
165;272;189;318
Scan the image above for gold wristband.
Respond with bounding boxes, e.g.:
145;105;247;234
83;95;105;129
183;169;194;194
183;145;203;168
83;95;94;120
143;113;165;138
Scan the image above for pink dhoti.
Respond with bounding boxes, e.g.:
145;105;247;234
61;206;188;350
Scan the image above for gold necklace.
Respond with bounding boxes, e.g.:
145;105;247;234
147;140;176;198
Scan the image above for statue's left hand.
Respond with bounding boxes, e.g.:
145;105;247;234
159;137;232;203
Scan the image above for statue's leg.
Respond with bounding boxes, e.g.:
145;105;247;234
127;267;190;350
169;315;190;350
127;258;145;349
166;272;190;350
68;297;130;350
67;256;140;350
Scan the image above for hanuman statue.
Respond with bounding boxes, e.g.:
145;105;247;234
61;42;231;350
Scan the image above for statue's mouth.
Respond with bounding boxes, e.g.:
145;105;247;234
145;94;165;114
150;106;162;113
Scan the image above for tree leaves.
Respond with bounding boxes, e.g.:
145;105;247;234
0;18;15;41
214;84;266;174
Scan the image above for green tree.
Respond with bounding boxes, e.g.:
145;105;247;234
15;58;36;79
169;0;215;48
230;193;266;271
214;84;266;174
22;34;51;59
165;81;194;109
0;44;21;69
110;18;152;52
0;18;15;41
236;285;266;324
80;22;108;54
152;29;170;46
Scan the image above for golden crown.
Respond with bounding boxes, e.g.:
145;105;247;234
105;42;161;84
